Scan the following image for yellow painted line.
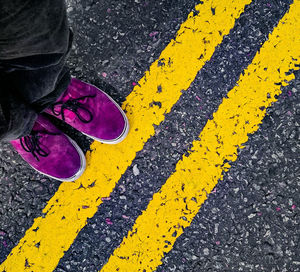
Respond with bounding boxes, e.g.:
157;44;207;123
100;2;300;271
0;1;251;271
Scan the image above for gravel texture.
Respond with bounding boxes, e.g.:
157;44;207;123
0;0;299;271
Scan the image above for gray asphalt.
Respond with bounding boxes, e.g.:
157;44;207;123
0;0;299;271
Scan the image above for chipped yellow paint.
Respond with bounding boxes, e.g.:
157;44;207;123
100;2;300;271
0;1;251;271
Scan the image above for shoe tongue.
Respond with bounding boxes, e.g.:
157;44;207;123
32;120;44;132
58;86;76;102
33;116;59;135
70;81;85;96
63;110;77;122
68;91;78;99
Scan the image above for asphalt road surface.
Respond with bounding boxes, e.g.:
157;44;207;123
0;0;299;271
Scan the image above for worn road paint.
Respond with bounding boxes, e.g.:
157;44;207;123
100;2;300;271
0;1;251;271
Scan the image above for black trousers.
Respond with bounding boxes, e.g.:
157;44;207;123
0;0;71;141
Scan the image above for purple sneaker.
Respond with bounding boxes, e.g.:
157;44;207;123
45;78;129;144
10;115;86;182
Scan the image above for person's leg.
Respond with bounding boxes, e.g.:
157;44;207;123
0;0;71;141
0;0;70;59
0;50;72;141
0;0;129;181
0;0;86;181
1;43;87;181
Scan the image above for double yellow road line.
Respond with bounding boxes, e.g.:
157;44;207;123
1;0;299;271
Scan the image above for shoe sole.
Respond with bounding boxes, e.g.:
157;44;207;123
78;80;130;144
19;135;86;182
